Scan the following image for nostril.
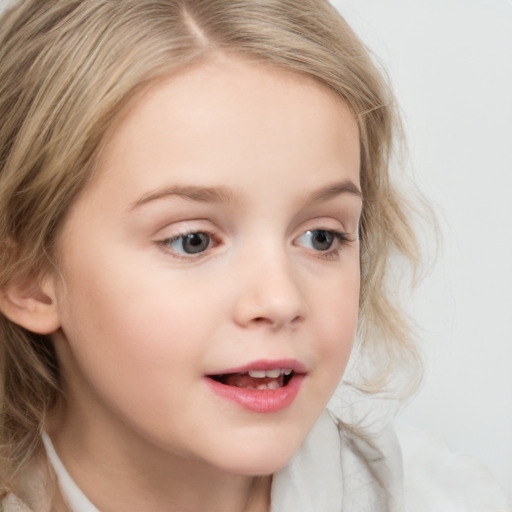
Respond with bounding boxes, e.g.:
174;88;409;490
249;314;304;330
251;317;274;327
290;315;303;325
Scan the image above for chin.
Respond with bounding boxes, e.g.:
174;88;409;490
208;432;305;477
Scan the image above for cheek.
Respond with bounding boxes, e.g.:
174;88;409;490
310;267;360;375
54;272;205;432
55;248;219;385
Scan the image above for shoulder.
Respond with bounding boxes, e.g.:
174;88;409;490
325;388;511;511
394;422;511;512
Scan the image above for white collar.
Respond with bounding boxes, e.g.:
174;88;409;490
41;432;100;512
42;406;402;512
41;413;341;512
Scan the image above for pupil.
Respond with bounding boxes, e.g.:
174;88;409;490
312;230;333;251
183;233;209;254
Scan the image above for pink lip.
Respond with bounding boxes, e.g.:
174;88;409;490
206;358;307;375
204;359;307;414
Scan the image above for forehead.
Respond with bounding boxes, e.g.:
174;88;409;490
88;56;360;204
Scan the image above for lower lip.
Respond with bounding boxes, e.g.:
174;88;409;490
204;374;305;413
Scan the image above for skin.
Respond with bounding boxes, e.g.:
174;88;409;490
44;56;362;512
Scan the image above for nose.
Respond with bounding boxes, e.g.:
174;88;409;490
231;249;307;330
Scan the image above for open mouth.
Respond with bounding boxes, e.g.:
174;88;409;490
205;363;306;412
207;369;295;390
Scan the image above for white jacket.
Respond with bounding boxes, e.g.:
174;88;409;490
3;406;510;512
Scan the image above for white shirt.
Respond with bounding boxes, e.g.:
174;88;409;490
39;408;511;512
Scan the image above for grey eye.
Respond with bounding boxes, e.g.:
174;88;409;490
296;230;335;251
169;232;210;254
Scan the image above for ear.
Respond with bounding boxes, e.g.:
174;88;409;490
0;274;61;335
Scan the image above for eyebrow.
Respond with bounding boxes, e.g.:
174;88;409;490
307;180;362;204
130;185;235;210
129;179;361;211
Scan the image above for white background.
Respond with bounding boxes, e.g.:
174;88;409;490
332;0;512;498
1;0;511;500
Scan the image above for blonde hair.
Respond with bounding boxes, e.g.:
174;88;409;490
0;0;423;490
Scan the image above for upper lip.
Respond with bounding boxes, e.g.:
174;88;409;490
206;358;307;376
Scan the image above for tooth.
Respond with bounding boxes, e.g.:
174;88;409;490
248;370;266;378
257;384;268;390
267;380;280;390
265;369;281;378
283;369;293;376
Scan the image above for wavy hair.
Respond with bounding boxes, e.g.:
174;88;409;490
0;0;424;491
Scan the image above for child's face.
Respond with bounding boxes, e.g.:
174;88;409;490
50;57;361;476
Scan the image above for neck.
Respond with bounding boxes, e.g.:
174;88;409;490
47;406;271;512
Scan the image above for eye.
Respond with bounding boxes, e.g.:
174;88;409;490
164;232;211;255
296;229;344;251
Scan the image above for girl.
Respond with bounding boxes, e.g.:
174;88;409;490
0;1;508;511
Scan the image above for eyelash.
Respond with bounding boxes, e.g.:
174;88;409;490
301;230;352;261
157;229;222;259
157;228;352;261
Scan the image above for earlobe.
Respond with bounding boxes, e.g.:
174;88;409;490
0;275;61;335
